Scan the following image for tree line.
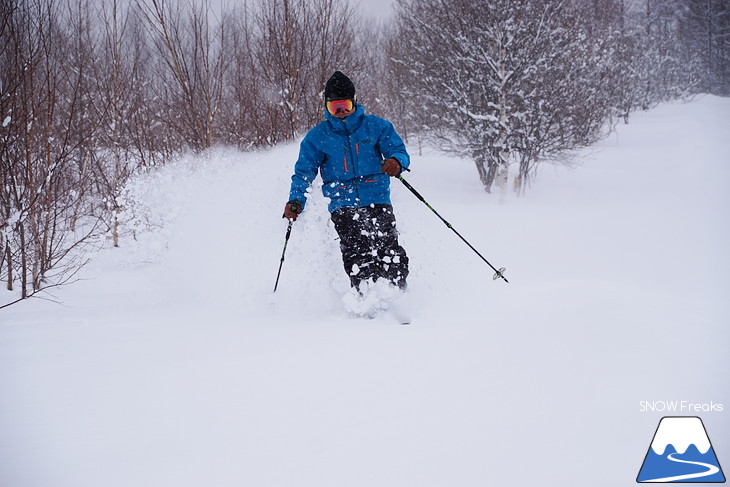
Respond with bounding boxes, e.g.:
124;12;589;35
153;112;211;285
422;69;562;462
1;0;728;305
387;0;729;195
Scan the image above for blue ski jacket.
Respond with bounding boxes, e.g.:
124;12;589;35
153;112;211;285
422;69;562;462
288;104;410;213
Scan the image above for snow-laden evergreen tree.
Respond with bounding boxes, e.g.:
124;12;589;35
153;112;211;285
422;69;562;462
391;0;611;194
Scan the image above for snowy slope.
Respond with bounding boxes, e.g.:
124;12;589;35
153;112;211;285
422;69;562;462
1;96;729;487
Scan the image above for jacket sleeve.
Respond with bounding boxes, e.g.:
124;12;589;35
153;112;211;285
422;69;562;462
376;119;410;171
288;134;324;210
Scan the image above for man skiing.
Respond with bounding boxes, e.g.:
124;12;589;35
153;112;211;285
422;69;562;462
283;71;410;291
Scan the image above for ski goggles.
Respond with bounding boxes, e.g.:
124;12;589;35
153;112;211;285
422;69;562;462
326;98;354;115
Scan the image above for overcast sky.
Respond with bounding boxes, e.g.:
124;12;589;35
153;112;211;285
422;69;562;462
357;0;396;20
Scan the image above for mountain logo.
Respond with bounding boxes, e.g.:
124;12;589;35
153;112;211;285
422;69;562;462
637;416;726;483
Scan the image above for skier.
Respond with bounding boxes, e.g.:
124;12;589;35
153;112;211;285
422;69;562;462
283;71;410;291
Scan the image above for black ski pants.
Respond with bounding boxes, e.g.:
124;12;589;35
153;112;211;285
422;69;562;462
330;204;409;290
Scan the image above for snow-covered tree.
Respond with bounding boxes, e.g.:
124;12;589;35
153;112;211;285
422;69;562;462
392;0;609;194
678;0;730;95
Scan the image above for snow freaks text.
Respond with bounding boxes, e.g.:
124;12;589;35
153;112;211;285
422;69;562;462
639;401;724;413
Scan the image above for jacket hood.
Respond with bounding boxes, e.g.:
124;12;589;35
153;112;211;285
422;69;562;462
324;104;365;134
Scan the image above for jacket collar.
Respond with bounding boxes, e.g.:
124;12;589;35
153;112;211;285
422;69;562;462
324;103;365;134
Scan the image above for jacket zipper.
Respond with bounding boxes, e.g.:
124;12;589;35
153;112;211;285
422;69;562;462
342;118;360;206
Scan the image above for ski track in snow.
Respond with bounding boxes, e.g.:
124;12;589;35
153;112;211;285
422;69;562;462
1;96;730;487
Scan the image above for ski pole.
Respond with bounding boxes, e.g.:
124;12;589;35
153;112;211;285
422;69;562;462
397;174;509;283
273;219;294;292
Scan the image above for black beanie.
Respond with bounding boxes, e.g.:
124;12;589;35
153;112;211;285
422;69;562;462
324;71;356;101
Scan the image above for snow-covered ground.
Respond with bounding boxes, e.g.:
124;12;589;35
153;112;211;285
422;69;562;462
1;96;729;487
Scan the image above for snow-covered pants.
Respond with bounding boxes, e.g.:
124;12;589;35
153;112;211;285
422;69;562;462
330;204;409;290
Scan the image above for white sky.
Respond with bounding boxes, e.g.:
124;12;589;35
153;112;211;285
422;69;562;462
356;0;395;20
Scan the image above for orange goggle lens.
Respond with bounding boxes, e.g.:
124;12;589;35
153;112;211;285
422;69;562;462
326;99;354;115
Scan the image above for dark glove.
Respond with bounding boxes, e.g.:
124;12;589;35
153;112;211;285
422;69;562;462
382;158;402;177
283;200;302;221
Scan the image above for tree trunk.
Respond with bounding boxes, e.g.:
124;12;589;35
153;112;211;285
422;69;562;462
474;152;498;193
113;204;120;247
4;238;12;291
19;223;27;299
497;152;509;204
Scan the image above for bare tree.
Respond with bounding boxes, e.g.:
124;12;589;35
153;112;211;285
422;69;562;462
1;0;20;290
89;0;152;247
253;0;313;140
1;0;104;306
137;0;230;150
